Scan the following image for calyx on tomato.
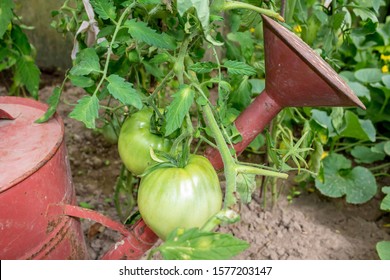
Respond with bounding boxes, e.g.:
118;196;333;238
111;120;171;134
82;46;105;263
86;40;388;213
137;154;223;240
118;108;172;176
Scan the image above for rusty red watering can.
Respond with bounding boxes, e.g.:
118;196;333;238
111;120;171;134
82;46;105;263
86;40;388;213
0;96;157;260
0;16;365;260
205;16;365;169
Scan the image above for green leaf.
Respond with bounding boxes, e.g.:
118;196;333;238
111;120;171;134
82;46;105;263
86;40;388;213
11;25;32;55
384;141;390;156
223;60;257;76
339;111;376;142
352;7;378;23
70;48;101;76
382;75;390;88
165;85;195;136
106;74;143;109
236;173;257;204
354;68;382;84
331;107;345;134
380;187;390;211
0;48;17;71
310;109;336;137
69;75;95;88
69;95;99;129
249;79;265;93
90;0;116;21
331;12;346;30
351;146;386;164
177;0;210;31
125;19;176;50
35;87;61;123
348;81;370;101
189;62;218;74
0;0;14;38
227;31;254;62
315;153;377;204
14;55;40;99
344;166;377;204
229;76;252;110
158;228;249;260
376;241;390;260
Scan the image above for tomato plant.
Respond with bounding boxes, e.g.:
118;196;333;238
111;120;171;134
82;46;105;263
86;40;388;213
118;108;172;176
0;0;40;99
37;0;389;260
138;154;223;240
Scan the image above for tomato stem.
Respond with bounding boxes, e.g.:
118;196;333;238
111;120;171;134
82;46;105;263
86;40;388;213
203;103;288;209
203;104;237;208
222;1;285;22
236;165;288;179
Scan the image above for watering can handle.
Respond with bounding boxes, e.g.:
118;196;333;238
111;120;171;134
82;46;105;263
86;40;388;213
49;204;158;260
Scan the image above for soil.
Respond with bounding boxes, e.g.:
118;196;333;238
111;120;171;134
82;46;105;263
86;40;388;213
2;73;390;260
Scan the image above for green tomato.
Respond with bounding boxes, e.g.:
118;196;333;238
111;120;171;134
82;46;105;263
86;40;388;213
138;155;223;240
118;108;172;176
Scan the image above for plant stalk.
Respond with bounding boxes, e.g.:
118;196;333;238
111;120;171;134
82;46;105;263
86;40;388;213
203;104;237;208
222;1;285;22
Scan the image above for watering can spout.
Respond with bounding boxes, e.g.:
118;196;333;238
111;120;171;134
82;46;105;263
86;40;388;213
205;16;366;170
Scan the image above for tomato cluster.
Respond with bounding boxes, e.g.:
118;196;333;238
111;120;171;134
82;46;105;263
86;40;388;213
138;154;223;240
118;109;222;240
118;108;172;176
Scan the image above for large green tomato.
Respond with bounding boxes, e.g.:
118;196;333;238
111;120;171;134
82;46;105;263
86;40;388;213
118;109;172;176
137;155;223;240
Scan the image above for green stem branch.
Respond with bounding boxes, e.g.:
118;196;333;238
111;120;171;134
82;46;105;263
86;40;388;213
94;4;135;97
222;1;285;22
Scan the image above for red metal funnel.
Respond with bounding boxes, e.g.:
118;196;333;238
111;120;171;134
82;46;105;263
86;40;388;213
206;16;365;170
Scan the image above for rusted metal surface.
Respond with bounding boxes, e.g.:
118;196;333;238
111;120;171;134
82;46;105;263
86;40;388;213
0;96;158;260
50;204;159;260
0;97;88;260
0;108;15;120
205;16;365;170
100;219;159;260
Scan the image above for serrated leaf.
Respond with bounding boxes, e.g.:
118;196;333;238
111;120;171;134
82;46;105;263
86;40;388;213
0;0;14;38
331;12;346;30
165;85;195;136
35;87;61;123
106;74;143;109
189;62;218;74
149;53;171;64
158;228;249;260
223;60;257;76
353;7;378;23
69;95;99;129
177;0;210;30
0;48;17;71
90;0;116;21
70;48;101;76
11;25;32;55
14;55;40;99
125;19;176;50
236;173;256;204
69;75;95;88
229;76;252;110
